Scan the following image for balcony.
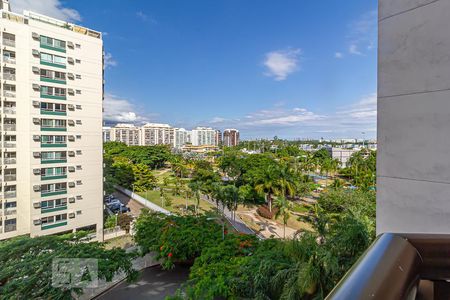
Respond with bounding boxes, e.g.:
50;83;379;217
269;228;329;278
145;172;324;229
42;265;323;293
3;73;15;81
3;108;16;115
40;60;66;69
41;205;67;213
40;42;66;53
40;77;66;84
41;126;67;132
3;91;16;98
41;142;67;148
41;174;67;181
4;142;16;148
4;208;16;216
4;158;16;165
4;191;16;199
40;109;66;116
4;224;16;232
40;92;66;100
41;158;67;164
3;39;15;47
41;221;67;230
3;124;16;131
41;189;67;197
3;57;15;64
4;174;16;182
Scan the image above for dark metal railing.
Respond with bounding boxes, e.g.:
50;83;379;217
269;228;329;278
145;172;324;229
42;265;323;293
326;233;450;300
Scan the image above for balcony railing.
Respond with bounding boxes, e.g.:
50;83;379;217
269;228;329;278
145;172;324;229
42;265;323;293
3;108;16;115
4;224;16;232
3;57;16;64
3;73;15;81
3;91;16;98
326;233;450;300
3;124;16;131
3;39;15;47
4;142;16;148
4;174;16;182
4;208;16;216
4;191;16;199
4;158;16;164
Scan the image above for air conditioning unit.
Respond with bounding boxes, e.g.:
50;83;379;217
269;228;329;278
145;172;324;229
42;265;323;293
33;185;41;192
33;152;41;158
67;41;74;48
68;135;75;141
68;89;75;95
67;73;75;80
76;195;83;200
68;151;75;156
32;84;40;90
67;104;75;110
33;169;41;175
68;166;75;172
68;120;75;126
68;182;75;188
68;197;76;203
32;118;40;124
31;32;40;39
33;202;41;208
32;100;40;107
32;49;40;56
32;135;40;141
32;66;40;73
33;219;41;225
68;212;75;219
67;57;74;64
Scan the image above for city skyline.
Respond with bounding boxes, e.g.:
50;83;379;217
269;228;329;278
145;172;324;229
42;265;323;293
11;0;377;139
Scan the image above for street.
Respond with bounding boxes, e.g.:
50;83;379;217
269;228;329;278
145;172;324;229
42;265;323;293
95;265;190;300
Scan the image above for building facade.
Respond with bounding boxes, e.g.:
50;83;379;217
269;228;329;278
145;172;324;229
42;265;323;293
0;2;104;240
140;123;173;146
215;130;222;146
223;129;239;147
173;128;190;149
109;124;140;146
191;127;216;146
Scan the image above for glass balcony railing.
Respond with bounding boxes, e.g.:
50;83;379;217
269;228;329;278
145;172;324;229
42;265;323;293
4;158;16;164
3;91;16;98
4;191;16;199
3;39;15;47
4;142;16;148
3;108;16;115
4;174;16;182
3;73;15;81
3;57;16;64
41;189;67;197
4;208;16;215
3;124;16;131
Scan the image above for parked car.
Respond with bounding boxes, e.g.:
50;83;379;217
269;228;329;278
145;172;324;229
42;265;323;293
109;203;130;214
106;199;121;206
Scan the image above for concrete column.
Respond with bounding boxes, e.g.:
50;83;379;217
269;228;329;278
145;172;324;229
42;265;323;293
377;0;450;234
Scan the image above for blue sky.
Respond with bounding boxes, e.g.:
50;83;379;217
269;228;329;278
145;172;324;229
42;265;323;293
13;0;378;140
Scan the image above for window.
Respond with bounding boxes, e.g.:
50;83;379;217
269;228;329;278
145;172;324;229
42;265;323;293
75;44;81;48
41;198;67;209
75;105;82;109
40;52;66;65
41;119;53;127
76;150;82;155
76;74;81;79
41;151;67;160
4;218;16;232
76;120;82;125
41;213;67;225
40;36;53;46
40;52;52;62
76;210;82;215
5;202;16;208
54;55;66;65
40;69;52;78
75;59;81;63
76;165;82;170
76;90;81;94
41;135;66;144
76;135;81;140
54;71;66;80
76;180;82;185
54;39;65;49
40;36;66;50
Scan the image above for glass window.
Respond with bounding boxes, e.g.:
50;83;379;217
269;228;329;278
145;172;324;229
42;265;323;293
40;53;52;62
40;36;53;46
54;39;66;49
54;55;66;65
40;69;52;78
41;119;53;127
55;120;66;127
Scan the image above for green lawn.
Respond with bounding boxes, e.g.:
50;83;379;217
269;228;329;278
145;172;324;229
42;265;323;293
137;189;216;215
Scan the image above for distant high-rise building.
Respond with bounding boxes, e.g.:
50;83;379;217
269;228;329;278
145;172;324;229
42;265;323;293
110;124;140;145
191;127;216;146
0;3;104;240
215;130;222;146
102;126;111;142
223;129;240;147
140;123;173;146
173;128;190;149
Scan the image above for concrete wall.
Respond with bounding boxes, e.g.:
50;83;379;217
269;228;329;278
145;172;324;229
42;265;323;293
377;0;450;234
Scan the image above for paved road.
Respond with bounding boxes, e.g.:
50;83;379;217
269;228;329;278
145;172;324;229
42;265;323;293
113;191;146;217
95;265;190;300
202;196;255;235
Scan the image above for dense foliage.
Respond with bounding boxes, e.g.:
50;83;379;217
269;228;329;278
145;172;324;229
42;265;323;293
0;232;137;299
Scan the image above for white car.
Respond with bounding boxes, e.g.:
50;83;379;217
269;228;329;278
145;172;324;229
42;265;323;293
106;199;121;206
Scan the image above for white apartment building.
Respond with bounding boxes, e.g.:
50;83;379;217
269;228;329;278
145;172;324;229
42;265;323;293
109;123;140;146
173;128;190;149
102;126;111;142
326;147;358;168
191;127;216;146
0;1;104;240
140;123;174;146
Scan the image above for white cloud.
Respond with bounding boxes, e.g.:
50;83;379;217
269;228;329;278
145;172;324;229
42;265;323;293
103;94;150;123
347;10;377;56
104;52;117;68
335;52;344;59
11;0;81;22
337;93;377;121
263;48;302;81
136;11;157;24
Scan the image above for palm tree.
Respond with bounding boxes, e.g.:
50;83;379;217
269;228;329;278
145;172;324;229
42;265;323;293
188;181;201;214
274;196;292;238
255;166;278;212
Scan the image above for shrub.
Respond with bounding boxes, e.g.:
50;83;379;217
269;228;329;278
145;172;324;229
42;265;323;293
256;205;279;219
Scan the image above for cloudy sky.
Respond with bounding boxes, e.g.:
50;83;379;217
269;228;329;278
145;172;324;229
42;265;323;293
11;0;377;139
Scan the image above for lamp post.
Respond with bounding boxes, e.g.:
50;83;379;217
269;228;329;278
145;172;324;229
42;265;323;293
207;217;225;240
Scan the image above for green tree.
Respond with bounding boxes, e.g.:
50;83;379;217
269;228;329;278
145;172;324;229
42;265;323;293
132;163;156;192
274;196;293;238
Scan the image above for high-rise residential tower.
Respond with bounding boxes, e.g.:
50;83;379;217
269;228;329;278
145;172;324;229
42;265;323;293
191;127;216;146
223;129;240;147
0;2;104;240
